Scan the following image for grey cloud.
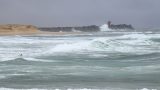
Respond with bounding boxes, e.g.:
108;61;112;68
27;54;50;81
0;0;159;28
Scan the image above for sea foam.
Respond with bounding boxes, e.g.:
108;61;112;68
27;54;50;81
100;24;111;31
0;32;160;61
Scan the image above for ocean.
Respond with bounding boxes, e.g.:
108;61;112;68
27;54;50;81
0;27;160;90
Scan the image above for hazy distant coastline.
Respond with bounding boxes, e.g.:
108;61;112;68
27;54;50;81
39;25;100;32
0;24;39;35
0;23;134;35
0;24;84;35
39;22;134;32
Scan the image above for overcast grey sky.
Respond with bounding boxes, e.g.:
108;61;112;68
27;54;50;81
0;0;159;28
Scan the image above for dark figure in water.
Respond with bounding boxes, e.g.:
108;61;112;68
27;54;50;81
19;54;23;56
107;21;134;30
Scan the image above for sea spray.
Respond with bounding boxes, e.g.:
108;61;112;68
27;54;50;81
100;24;111;31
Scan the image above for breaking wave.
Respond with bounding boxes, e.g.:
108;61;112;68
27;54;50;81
100;24;111;31
43;33;160;55
0;29;160;90
0;32;160;61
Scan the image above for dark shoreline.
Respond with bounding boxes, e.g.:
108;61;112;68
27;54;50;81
39;25;100;32
39;24;134;32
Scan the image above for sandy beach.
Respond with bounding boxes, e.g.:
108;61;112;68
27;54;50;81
0;24;82;36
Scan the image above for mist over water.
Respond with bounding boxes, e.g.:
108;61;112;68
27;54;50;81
0;27;160;90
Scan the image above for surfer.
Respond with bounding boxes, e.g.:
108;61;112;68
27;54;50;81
16;53;23;59
19;54;23;58
20;54;23;56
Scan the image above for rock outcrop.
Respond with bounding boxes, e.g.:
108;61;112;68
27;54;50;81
108;21;134;30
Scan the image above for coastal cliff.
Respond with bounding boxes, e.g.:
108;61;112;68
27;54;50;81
0;24;39;35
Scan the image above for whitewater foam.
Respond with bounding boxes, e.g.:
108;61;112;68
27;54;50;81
100;24;111;31
0;30;160;90
1;32;160;61
40;33;160;56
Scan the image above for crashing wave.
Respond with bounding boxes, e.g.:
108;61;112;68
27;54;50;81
39;32;160;56
100;24;112;31
1;33;160;60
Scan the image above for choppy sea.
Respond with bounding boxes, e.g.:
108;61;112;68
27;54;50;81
0;28;160;90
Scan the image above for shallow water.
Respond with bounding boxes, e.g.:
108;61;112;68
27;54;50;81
0;30;160;90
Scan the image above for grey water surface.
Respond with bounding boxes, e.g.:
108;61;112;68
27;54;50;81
0;30;160;90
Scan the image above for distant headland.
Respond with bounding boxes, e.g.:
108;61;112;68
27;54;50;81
0;24;84;35
0;24;39;35
39;21;134;32
0;22;134;35
39;25;99;32
107;21;134;30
